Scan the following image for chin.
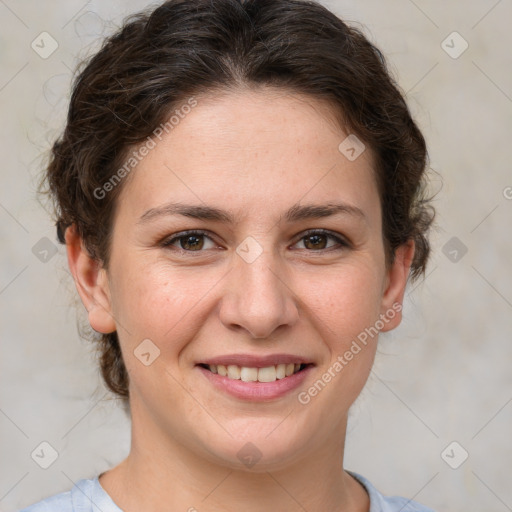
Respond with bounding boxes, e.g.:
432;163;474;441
195;418;311;472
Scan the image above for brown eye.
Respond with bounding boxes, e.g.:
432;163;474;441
162;230;217;252
178;234;204;251
294;230;348;251
303;233;328;250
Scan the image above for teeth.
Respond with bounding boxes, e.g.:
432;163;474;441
227;365;241;379
257;366;277;382
240;367;258;382
206;363;305;382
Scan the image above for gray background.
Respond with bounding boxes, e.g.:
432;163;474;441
1;1;511;511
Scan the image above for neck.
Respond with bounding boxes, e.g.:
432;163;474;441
99;401;369;512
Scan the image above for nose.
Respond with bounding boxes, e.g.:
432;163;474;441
218;247;299;339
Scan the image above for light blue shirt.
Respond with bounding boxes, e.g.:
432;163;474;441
19;471;436;511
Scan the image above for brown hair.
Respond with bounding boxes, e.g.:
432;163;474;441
39;0;435;403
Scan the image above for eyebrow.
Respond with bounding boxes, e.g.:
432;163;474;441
138;201;366;225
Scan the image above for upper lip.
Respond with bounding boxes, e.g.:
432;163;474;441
197;353;315;368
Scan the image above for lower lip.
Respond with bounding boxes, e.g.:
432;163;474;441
196;365;314;401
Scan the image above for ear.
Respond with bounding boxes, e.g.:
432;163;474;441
379;240;415;332
65;224;116;334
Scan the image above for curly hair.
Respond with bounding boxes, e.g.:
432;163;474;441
39;0;435;403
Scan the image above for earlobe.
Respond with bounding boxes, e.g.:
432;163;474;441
379;240;415;332
65;224;117;334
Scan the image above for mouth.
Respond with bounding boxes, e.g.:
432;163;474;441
196;361;314;401
197;362;313;383
195;353;316;401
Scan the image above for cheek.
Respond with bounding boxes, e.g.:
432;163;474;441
304;263;383;390
307;263;384;335
110;260;220;347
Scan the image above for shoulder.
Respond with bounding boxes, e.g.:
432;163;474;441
18;487;73;512
18;477;117;512
348;471;437;512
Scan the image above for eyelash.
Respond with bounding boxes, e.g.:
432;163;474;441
160;229;350;255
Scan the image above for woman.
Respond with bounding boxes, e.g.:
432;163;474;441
22;0;436;510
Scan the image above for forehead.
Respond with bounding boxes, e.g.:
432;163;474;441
115;87;380;227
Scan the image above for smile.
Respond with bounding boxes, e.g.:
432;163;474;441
198;363;310;383
196;362;314;401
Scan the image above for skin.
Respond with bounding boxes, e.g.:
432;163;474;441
66;87;414;512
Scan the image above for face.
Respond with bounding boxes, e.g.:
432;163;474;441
69;87;412;471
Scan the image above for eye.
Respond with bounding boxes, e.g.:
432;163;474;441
160;228;349;254
293;229;349;251
161;230;218;252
